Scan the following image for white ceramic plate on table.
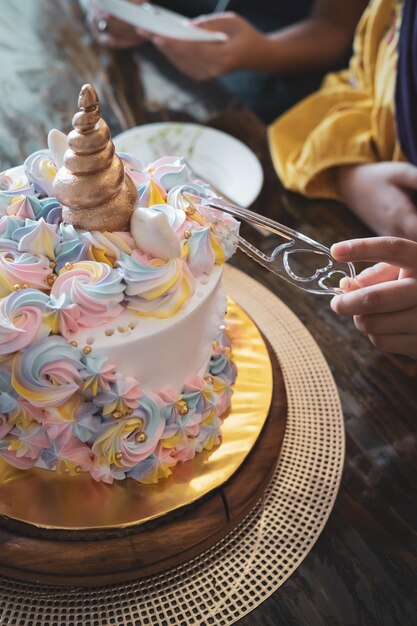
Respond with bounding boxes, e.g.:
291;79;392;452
114;122;264;207
95;0;227;42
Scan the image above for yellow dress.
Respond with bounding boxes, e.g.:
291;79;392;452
268;0;404;200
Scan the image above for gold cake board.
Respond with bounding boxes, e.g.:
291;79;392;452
0;266;345;624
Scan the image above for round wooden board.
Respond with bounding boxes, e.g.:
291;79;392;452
0;339;287;587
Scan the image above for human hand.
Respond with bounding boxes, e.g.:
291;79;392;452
150;12;268;80
87;0;147;49
330;237;417;358
337;162;417;242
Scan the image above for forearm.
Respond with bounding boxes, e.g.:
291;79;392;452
246;18;355;74
242;0;367;74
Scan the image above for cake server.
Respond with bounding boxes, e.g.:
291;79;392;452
182;191;356;296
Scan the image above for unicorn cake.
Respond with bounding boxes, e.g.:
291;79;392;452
0;85;239;484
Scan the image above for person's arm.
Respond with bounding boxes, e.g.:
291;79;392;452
330;237;417;358
336;163;417;242
242;0;368;73
149;0;368;80
87;0;146;49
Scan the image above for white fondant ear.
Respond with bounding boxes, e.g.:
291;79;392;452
131;207;181;260
47;129;68;168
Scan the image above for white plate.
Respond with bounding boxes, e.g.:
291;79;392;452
96;0;227;42
114;122;263;207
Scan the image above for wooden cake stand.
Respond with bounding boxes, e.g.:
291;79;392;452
0;308;287;587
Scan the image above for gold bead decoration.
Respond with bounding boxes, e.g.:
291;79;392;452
75;465;82;474
83;345;92;355
205;375;214;385
13;284;21;291
47;273;56;286
126;408;134;416
184;230;192;240
115;452;123;461
135;431;147;443
21;283;29;289
176;400;189;415
128;321;137;330
105;328;114;336
117;326;127;333
64;262;73;271
49;261;56;269
212;340;219;350
112;410;123;419
185;205;196;216
70;340;78;347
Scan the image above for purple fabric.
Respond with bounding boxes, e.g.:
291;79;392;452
395;0;417;165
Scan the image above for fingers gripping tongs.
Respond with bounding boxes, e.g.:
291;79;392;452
182;191;356;296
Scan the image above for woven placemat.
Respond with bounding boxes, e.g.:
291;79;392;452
0;265;345;626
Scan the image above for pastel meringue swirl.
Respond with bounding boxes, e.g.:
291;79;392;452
0;289;51;355
55;223;91;271
80;354;117;398
41;395;100;445
92;395;165;469
0;168;34;199
79;229;134;265
40;434;95;475
118;251;195;318
46;293;81;338
119;154;191;192
11;336;83;407
51;261;125;327
147;156;191;191
0;215;24;240
6;196;38;220
186;226;218;277
93;373;142;416
0;251;51;297
137;178;167;207
127;444;176;483
24;149;57;197
4;196;62;225
0;421;50;469
11;217;59;260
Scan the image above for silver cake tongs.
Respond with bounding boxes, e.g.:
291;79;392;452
182;191;356;296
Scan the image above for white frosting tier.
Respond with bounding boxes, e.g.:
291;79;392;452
74;266;225;393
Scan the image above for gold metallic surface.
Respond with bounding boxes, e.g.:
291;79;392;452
0;299;273;530
53;84;137;231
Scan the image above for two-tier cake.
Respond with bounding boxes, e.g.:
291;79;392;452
0;84;239;485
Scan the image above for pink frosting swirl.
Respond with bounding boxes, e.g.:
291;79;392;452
12;336;83;408
0;421;50;469
0;289;50;356
6;197;36;220
92;395;165;469
0;251;51;297
51;261;125;328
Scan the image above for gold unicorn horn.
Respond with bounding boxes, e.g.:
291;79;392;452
53;84;137;231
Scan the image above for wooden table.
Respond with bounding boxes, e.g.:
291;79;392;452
1;1;416;624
